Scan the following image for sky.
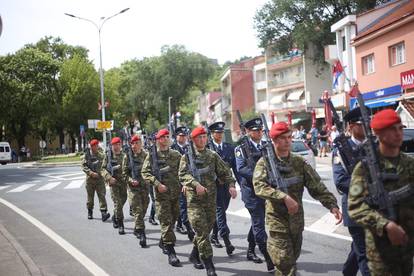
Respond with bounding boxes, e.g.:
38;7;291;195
1;0;268;69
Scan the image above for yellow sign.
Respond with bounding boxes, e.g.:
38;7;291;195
97;121;112;130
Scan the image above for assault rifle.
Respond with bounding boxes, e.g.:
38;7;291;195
84;147;99;173
149;128;163;182
260;114;301;192
105;144;120;176
236;110;256;170
184;129;210;183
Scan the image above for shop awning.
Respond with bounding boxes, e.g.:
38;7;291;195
287;90;304;101
270;92;287;104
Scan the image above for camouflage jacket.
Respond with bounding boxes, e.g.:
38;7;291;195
121;150;148;191
141;148;181;199
348;152;414;255
179;148;235;206
253;154;338;233
81;149;104;183
101;151;126;186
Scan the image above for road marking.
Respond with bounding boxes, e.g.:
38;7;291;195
64;180;84;189
7;184;36;193
305;226;352;241
0;185;11;190
302;199;322;205
227;208;250;218
0;197;109;276
37;182;62;191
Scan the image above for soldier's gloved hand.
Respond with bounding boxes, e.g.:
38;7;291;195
195;184;207;196
158;184;168;193
131;180;139;186
385;221;409;246
228;187;237;199
109;177;117;186
91;172;99;178
283;195;299;215
330;207;343;225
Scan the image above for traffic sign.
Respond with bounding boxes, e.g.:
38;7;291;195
97;121;113;130
39;140;47;149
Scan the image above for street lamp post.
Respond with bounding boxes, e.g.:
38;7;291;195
65;8;130;147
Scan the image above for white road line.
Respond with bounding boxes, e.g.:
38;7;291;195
64;180;84;189
305;226;352;241
0;197;109;276
37;182;62;191
227;208;250;218
7;184;36;193
0;185;11;190
69;176;86;180
302;199;322;205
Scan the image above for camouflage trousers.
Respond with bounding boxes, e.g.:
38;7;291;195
127;186;149;231
268;230;303;276
85;180;107;211
365;231;413;276
188;199;216;259
110;182;127;221
155;195;179;245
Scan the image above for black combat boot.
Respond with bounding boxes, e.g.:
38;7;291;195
101;210;110;222
159;239;168;255
166;244;181;267
112;215;119;228
202;256;217;276
139;230;147;248
184;222;195;241
247;243;263;263
149;216;158;225
210;234;223;248
118;220;125;235
87;209;93;220
189;246;204;269
258;243;275;272
222;234;235;256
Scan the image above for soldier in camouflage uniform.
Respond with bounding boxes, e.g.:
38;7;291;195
141;129;182;267
348;109;414;276
101;137;127;235
253;122;342;276
179;126;237;276
121;134;149;248
81;139;110;221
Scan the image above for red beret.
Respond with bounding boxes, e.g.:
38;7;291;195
155;129;169;139
191;126;207;138
370;109;401;131
111;137;121;145
130;135;140;143
270;122;291;139
89;139;99;146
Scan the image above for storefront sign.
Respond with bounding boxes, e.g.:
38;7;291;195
401;69;414;90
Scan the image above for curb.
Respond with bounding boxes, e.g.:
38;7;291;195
24;162;80;168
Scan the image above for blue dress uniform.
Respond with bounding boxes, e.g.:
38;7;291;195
208;121;240;255
171;126;195;241
235;118;269;265
332;107;370;276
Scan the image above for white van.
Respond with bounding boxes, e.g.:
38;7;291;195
0;142;12;165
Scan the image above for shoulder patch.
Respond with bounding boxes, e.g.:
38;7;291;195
349;184;363;196
236;150;242;157
333;156;341;164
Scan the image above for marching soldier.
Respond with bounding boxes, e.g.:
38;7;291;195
171;126;195;241
101;137;128;235
81;139;110;221
121;134;149;248
208;121;238;255
253;121;342;275
332;107;370;276
235;117;274;271
348;109;414;275
141;129;182;267
179;126;237;276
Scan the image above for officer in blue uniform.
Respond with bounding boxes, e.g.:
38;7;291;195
207;121;239;256
332;107;370;276
235;118;274;272
171;126;195;241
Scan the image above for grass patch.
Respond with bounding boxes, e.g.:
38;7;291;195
38;154;81;163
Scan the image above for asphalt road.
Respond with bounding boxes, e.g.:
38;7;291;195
0;161;352;276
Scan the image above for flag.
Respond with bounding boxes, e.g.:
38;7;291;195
349;83;360;98
332;60;343;89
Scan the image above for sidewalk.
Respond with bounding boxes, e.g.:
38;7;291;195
0;223;42;276
315;152;333;166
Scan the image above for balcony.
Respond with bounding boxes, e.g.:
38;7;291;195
267;50;303;65
268;75;304;88
255;81;267;90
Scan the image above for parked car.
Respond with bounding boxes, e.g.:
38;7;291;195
0;141;12;165
291;139;316;169
402;128;414;157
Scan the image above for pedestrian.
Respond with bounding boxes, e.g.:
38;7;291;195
101;137;127;235
253;121;342;275
179;126;237;276
235;118;275;272
208;121;238;256
318;125;329;157
332;107;370;276
330;125;340;146
121;134;150;248
348;109;414;275
170;126;195;241
81;139;110;222
141;129;182;267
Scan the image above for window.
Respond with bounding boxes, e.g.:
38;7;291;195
342;36;346;51
362;54;375;75
257;89;267;102
389;42;405;66
256;69;266;82
0;147;4;152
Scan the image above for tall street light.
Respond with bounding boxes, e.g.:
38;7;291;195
65;8;130;147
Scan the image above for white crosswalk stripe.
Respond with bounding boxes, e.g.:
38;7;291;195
64;180;84;189
7;184;36;193
37;182;62;191
0;185;11;190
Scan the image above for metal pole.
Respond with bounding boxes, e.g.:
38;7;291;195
168;97;172;124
